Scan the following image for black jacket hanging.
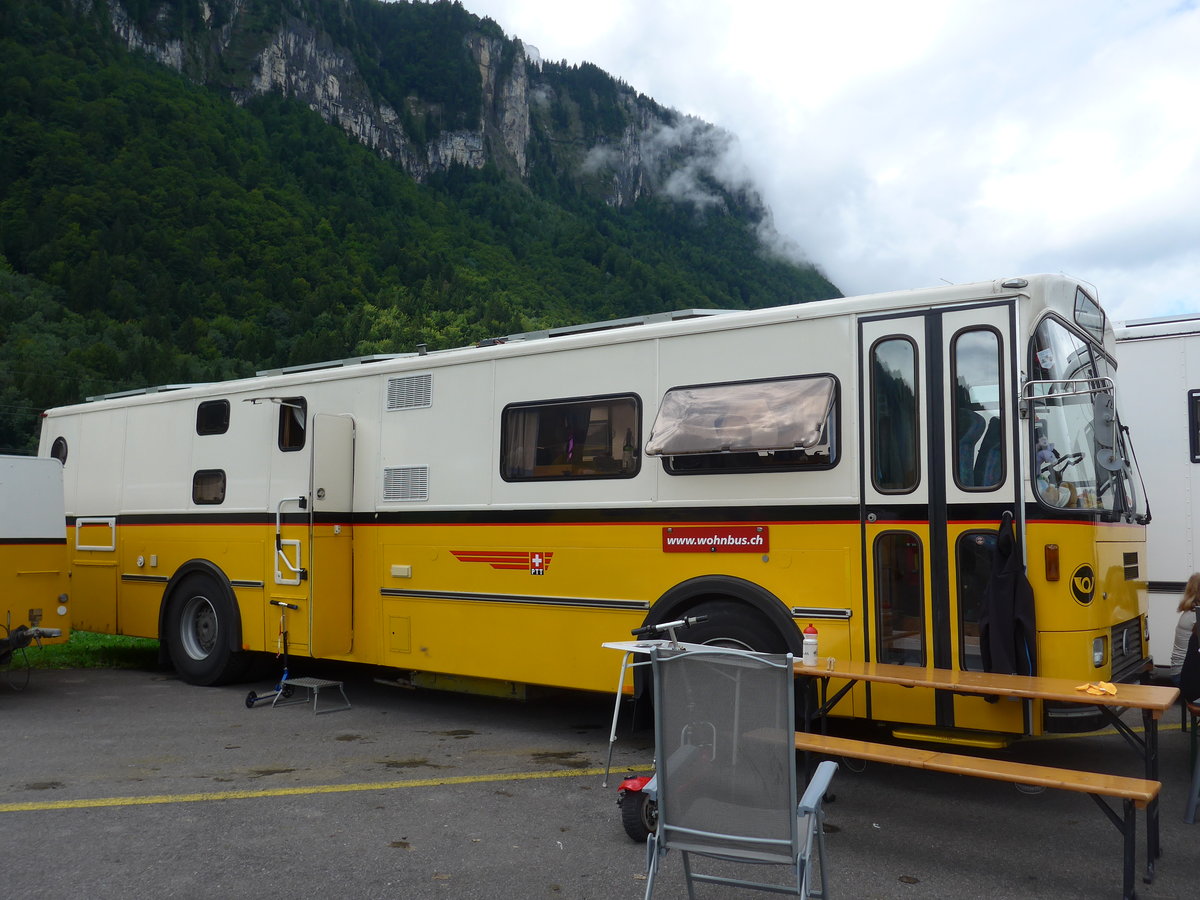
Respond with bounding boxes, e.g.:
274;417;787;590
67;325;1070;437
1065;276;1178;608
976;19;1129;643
979;512;1038;676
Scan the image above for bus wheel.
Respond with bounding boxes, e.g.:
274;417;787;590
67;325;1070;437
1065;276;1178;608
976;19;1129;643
166;574;248;686
682;600;789;653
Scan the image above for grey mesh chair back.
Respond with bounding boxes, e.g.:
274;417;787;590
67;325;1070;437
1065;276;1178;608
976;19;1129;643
643;646;836;899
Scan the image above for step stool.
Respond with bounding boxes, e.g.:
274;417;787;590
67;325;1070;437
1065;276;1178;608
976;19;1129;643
272;676;351;715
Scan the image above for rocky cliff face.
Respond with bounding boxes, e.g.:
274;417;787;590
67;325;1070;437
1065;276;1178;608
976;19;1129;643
83;0;739;211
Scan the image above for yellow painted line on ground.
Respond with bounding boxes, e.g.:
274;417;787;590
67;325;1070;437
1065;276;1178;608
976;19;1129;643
0;763;655;814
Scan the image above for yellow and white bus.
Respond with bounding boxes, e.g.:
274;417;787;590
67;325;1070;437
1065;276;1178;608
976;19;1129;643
1;455;70;664
37;274;1147;737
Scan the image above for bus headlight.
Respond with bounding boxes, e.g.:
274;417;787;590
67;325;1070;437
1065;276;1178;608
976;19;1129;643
1092;636;1106;668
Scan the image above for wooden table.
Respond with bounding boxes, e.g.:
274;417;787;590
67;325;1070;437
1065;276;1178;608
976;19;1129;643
793;657;1180;882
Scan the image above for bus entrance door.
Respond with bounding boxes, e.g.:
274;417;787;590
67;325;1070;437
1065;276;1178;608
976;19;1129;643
308;413;355;657
861;303;1022;732
861;313;938;726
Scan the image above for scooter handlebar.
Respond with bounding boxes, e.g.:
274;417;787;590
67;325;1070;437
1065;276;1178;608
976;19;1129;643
630;615;708;637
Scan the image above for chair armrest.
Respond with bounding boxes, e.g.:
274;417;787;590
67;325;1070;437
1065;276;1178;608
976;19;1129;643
798;759;838;812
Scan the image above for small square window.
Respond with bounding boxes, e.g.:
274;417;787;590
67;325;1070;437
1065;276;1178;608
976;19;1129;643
192;469;226;505
196;400;230;435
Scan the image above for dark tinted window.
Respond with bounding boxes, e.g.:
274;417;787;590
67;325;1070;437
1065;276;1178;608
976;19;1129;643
501;395;640;480
278;398;307;451
196;400;230;435
952;328;1004;490
192;470;226;505
875;531;925;666
956;530;997;671
871;337;919;493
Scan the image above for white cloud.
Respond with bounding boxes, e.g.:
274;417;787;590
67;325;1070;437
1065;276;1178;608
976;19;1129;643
465;0;1200;318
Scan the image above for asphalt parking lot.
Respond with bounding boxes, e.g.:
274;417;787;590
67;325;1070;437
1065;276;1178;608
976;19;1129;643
2;661;1195;899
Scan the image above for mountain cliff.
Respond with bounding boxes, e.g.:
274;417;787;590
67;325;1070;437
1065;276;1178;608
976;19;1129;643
0;0;838;454
91;0;749;212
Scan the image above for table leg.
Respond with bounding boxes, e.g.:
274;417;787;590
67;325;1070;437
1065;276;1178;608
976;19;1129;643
603;651;634;787
1142;708;1160;882
1094;703;1158;883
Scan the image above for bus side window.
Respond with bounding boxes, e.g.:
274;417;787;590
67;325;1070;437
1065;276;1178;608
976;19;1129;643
192;469;226;505
875;531;925;666
196;399;230;435
956;530;997;671
500;395;640;480
952;328;1004;490
870;338;919;493
278;397;307;452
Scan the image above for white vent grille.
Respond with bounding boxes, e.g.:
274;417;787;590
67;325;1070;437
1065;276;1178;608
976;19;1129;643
386;374;432;410
384;466;429;501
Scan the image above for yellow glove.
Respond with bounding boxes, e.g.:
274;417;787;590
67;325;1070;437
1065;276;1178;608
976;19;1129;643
1075;681;1117;696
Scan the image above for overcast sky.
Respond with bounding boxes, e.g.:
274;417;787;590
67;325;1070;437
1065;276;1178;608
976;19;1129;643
462;0;1199;322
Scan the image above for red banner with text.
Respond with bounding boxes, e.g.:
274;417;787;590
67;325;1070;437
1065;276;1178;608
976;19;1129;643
661;526;769;553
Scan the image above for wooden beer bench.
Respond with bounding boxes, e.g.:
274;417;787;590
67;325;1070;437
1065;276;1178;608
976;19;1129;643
793;658;1178;899
793;730;1159;900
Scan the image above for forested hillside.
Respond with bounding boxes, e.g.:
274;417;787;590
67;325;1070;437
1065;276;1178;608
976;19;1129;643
0;0;838;454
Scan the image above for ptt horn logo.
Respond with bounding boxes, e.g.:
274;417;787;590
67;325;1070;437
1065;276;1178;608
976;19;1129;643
1070;564;1095;605
451;550;553;575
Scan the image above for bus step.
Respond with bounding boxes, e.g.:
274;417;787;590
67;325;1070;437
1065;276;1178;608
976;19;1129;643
890;726;1012;749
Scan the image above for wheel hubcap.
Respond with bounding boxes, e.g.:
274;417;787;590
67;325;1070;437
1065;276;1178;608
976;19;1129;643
180;594;218;660
703;637;755;651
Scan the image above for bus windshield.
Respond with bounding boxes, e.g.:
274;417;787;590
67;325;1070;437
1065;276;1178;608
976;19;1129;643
1027;316;1138;516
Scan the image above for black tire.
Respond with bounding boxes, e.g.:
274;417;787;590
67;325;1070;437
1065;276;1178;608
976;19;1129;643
629;598;792;730
245;691;258;708
165;573;250;686
679;599;790;653
620;791;657;842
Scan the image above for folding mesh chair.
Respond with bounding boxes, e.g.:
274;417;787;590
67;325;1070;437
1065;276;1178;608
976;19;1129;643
643;646;837;899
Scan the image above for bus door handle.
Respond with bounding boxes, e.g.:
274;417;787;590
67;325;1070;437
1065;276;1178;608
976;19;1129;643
275;496;309;583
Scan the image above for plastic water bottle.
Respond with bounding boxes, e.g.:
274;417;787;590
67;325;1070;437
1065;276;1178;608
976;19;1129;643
802;623;818;666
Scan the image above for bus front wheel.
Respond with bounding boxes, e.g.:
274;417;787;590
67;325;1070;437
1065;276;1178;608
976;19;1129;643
166;573;249;686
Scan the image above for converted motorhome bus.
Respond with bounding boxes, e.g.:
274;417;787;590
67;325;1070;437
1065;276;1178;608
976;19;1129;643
38;274;1147;737
1;455;70;662
1114;314;1200;668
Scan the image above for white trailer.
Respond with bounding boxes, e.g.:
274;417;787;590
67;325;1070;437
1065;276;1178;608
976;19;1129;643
1114;315;1200;667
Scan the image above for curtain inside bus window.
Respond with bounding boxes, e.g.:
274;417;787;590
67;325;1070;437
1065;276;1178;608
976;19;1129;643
870;338;919;493
952;329;1003;490
500;395;639;480
1029;318;1125;512
956;531;997;671
646;376;837;473
277;397;307;451
875;532;925;666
